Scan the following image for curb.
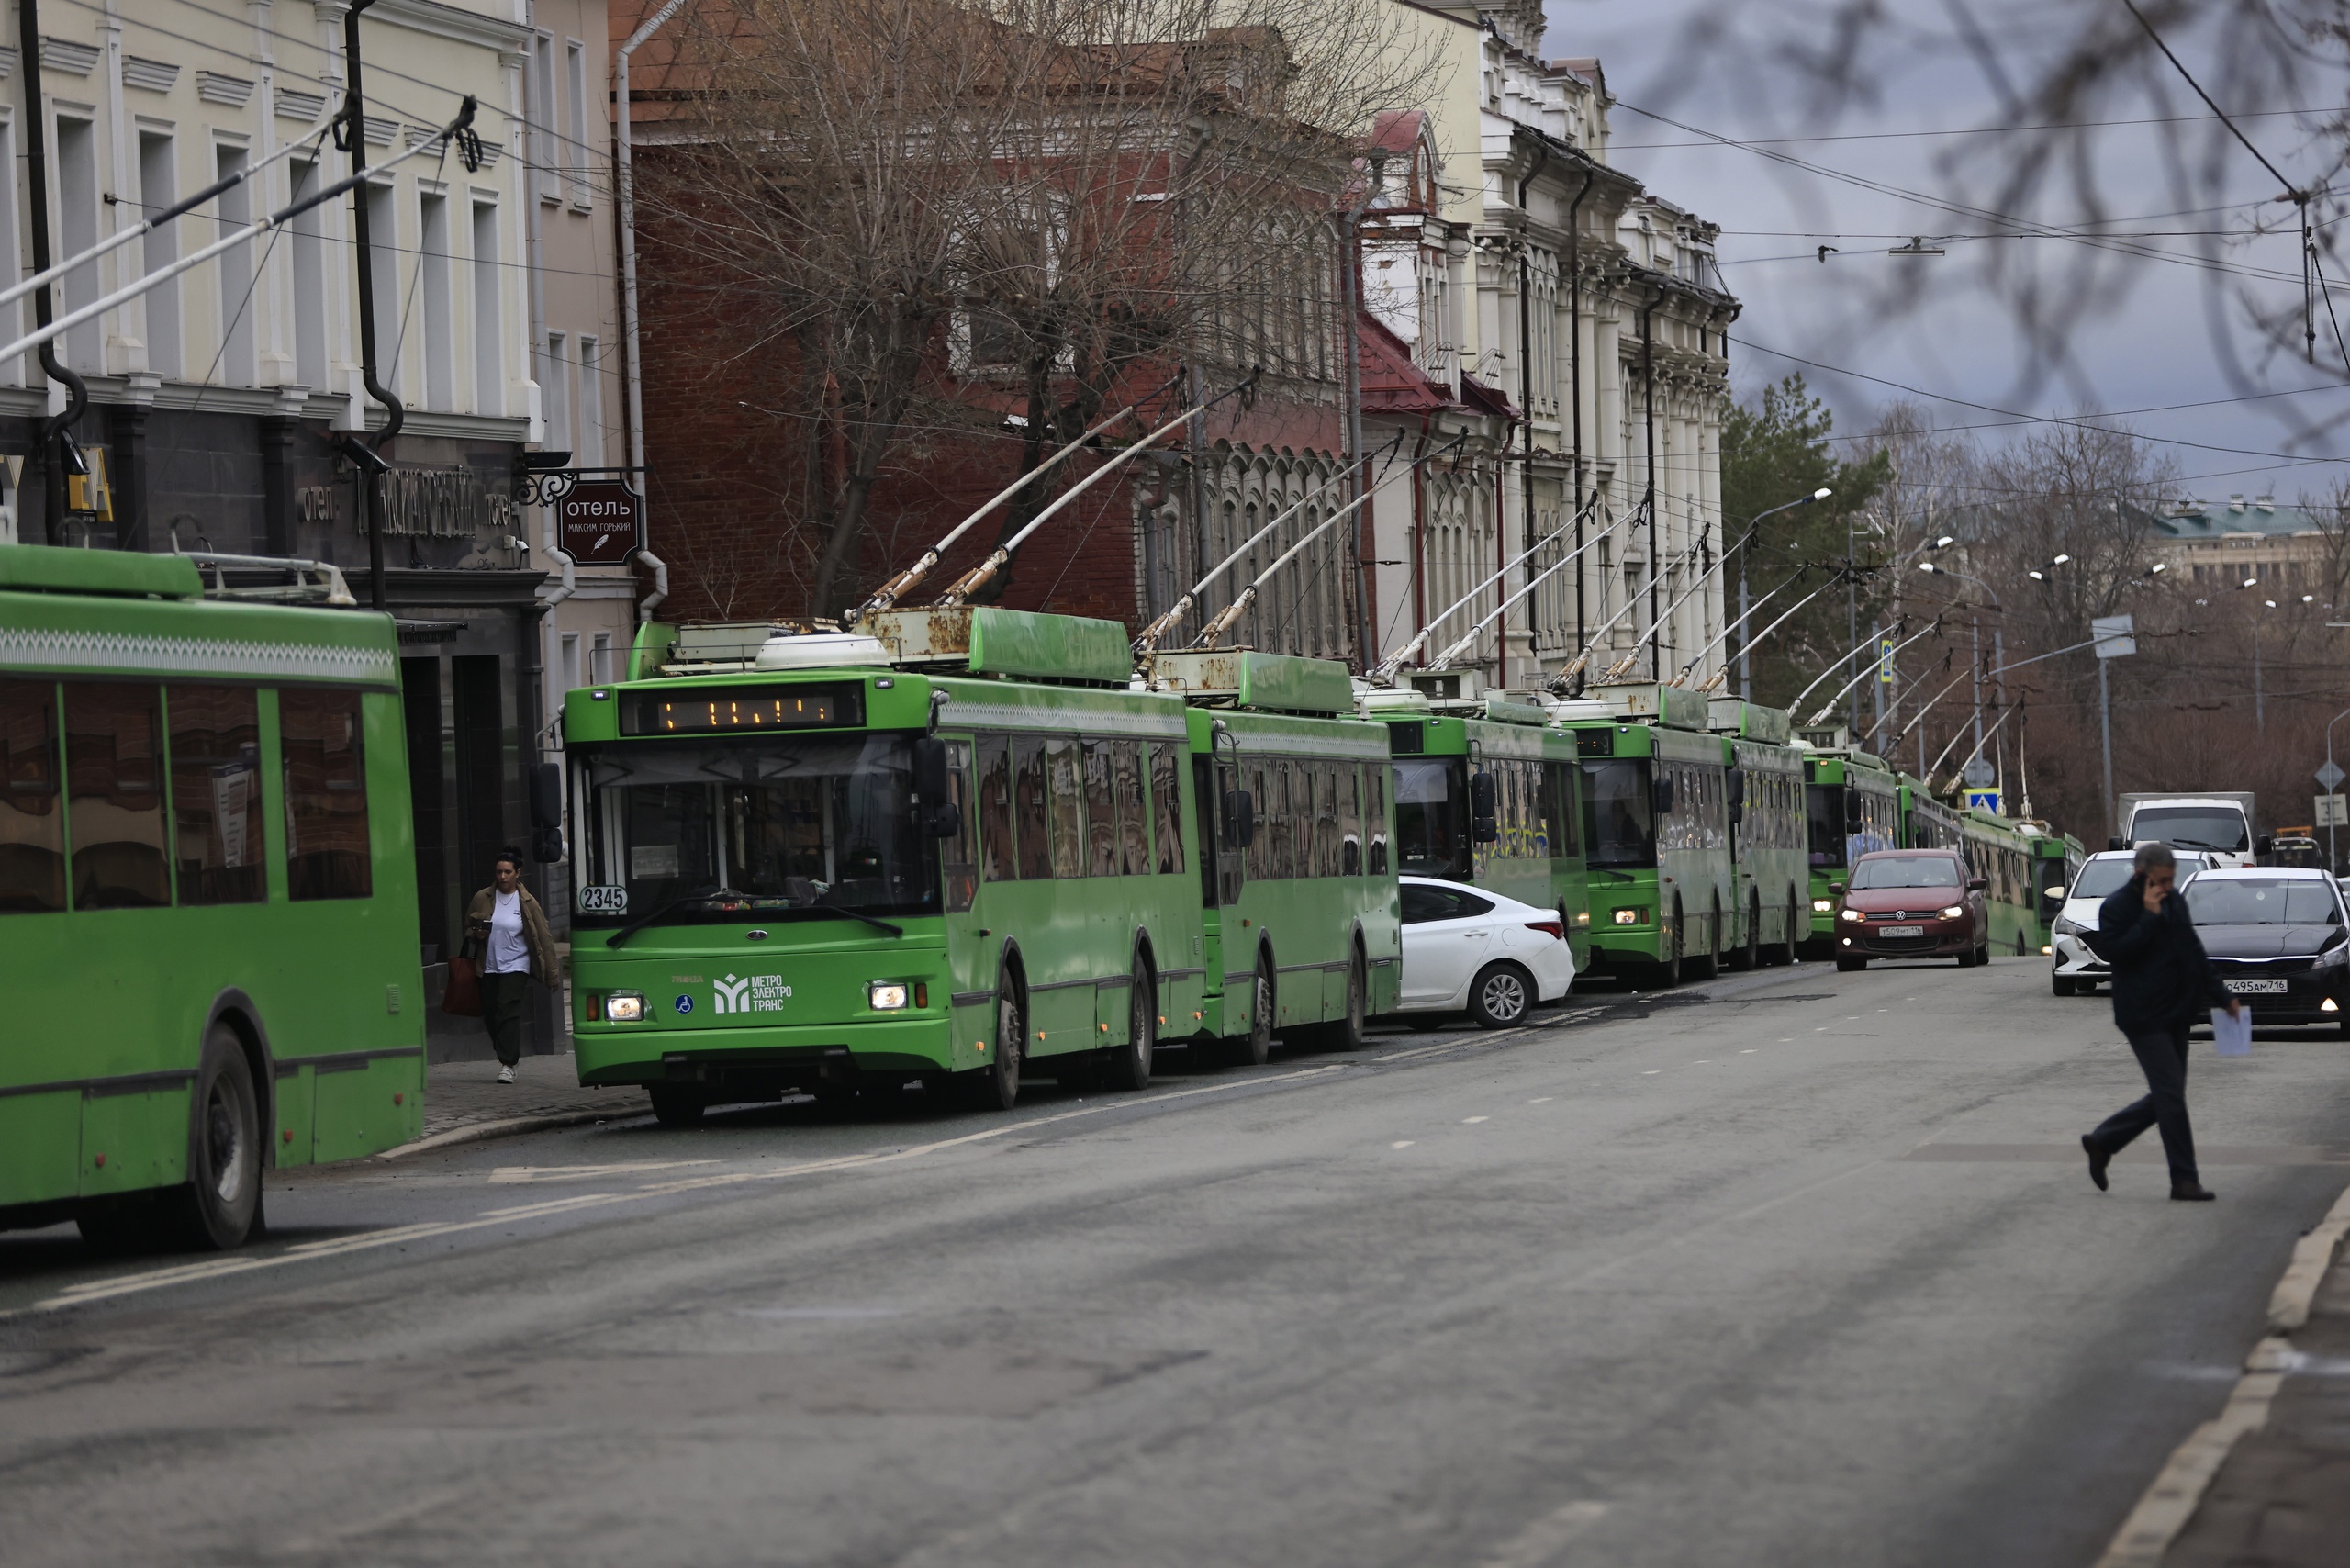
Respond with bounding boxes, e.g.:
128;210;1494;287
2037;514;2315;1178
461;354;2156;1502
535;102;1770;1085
2091;1180;2350;1568
377;1107;639;1160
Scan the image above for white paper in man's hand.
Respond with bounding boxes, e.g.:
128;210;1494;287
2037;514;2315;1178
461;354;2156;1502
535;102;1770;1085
2211;1007;2252;1058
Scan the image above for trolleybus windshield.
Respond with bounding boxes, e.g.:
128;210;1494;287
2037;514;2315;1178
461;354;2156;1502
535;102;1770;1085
1581;759;1655;870
1393;756;1469;879
1806;783;1845;868
574;733;938;924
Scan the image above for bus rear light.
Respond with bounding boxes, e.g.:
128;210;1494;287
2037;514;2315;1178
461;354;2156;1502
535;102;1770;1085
606;991;645;1022
1527;921;1565;940
868;981;910;1011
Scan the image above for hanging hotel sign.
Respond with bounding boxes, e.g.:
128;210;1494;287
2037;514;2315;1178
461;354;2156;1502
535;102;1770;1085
554;480;645;566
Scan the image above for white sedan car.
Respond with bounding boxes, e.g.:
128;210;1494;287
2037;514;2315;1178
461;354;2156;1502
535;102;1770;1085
2051;848;2210;994
1395;876;1576;1028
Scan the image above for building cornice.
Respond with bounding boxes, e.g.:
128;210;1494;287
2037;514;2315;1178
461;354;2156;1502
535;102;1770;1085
349;0;531;57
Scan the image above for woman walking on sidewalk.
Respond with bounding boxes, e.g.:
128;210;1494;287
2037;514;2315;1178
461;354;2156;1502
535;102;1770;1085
466;847;558;1085
2082;842;2238;1201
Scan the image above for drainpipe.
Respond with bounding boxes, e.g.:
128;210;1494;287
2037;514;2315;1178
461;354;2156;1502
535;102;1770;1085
1564;162;1593;651
616;0;689;621
18;0;91;543
341;0;404;611
1639;282;1662;681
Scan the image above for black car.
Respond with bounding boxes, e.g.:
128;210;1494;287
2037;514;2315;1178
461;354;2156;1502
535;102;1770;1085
2183;868;2350;1036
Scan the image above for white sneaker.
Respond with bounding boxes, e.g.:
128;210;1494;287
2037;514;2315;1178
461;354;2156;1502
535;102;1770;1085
497;1065;516;1084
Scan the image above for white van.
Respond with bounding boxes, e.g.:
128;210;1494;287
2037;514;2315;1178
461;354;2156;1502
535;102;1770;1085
2112;793;2261;869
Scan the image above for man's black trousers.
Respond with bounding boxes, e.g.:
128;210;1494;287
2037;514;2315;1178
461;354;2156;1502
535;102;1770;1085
2088;1025;2199;1185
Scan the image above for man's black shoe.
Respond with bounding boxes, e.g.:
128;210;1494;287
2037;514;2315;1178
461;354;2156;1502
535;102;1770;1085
2082;1134;2110;1193
2171;1181;2217;1202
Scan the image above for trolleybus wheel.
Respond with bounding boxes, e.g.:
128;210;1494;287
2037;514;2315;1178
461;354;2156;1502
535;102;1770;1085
162;1025;263;1250
1324;946;1368;1051
647;1084;706;1126
1727;892;1761;971
1236;958;1275;1067
1689;898;1722;980
962;982;1024;1111
1469;962;1533;1029
1773;893;1800;966
1658;901;1684;988
1104;957;1155;1092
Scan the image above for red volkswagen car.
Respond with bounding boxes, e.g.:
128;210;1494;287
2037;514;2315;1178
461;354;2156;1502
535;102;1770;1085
1834;849;1989;970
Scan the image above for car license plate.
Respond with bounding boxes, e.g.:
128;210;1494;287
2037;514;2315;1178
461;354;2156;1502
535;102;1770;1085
1877;925;1924;938
2225;978;2287;994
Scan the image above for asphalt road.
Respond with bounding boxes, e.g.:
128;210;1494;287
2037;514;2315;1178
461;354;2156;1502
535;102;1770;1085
6;958;2348;1568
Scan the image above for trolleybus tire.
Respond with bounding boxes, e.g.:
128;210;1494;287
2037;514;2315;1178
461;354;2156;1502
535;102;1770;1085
1727;892;1761;971
1772;893;1800;966
161;1025;263;1250
1326;946;1368;1051
2052;973;2076;996
959;981;1025;1111
1236;958;1275;1067
1469;962;1534;1029
1689;899;1722;980
1836;955;1867;972
1104;958;1155;1092
1658;901;1684;988
647;1085;707;1126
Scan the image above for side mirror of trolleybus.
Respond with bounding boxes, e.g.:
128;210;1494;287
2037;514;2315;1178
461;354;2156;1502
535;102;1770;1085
1844;795;1864;831
528;762;565;863
912;736;960;838
1224;789;1256;848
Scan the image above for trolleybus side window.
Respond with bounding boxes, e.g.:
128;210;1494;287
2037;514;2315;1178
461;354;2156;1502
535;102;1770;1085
167;684;265;906
1366;764;1388;875
1045;734;1082;879
1544;761;1577;859
1353;761;1372;879
1013;735;1051;880
1150;741;1185;876
1271;761;1297;880
280;687;373;902
940;740;977;913
1083;739;1119;878
1317;762;1340;878
1113;740;1147;876
978;734;1014;883
1246;761;1272;882
64;679;172;910
0;678;65;913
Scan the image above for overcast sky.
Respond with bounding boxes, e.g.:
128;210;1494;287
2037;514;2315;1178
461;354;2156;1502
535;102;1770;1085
1550;0;2350;503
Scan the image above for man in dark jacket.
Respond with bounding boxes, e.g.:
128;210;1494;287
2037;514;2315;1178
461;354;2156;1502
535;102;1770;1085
2082;843;2238;1200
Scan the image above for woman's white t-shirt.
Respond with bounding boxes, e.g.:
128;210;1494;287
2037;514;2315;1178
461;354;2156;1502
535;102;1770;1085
486;890;530;975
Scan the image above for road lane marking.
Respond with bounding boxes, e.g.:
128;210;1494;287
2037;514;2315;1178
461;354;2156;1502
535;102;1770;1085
1391;1141;1415;1149
1641;1070;1660;1076
1740;1049;1756;1054
487;1160;718;1184
1528;1097;1553;1103
1463;1116;1489;1125
1476;1500;1611;1567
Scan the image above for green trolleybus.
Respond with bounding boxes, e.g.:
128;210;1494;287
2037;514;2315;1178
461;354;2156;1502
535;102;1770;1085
1553;683;1738;985
1797;737;1901;952
1899;773;1964;853
1959;806;2039;958
0;543;424;1249
564;610;1395;1119
2027;826;2086;957
1708;698;1808;969
1146;649;1400;1060
1359;687;1591;969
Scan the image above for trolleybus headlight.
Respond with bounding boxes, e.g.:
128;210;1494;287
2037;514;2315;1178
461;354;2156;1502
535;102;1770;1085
606;991;645;1022
1940;905;1965;920
868;980;912;1011
1813;898;1835;913
1839;907;1863;924
1611;907;1643;926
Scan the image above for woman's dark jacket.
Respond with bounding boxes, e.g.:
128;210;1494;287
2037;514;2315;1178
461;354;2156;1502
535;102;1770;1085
2097;879;2229;1035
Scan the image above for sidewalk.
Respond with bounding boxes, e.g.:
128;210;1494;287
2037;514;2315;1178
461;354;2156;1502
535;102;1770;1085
400;1053;647;1152
2163;1212;2350;1566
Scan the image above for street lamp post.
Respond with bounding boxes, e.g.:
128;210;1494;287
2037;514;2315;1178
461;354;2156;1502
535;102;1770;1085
2325;704;2350;872
1917;559;2001;776
1736;487;1831;700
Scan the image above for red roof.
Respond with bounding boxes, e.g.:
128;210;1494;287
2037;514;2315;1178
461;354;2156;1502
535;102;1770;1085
1358;311;1451;415
1459;371;1520;423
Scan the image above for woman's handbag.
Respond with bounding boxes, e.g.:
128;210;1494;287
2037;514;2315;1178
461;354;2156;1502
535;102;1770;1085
442;952;484;1017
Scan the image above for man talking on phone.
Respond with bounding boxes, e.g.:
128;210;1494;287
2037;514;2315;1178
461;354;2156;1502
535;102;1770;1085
2081;842;2237;1201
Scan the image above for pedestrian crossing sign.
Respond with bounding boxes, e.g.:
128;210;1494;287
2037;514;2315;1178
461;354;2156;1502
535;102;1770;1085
1965;789;2001;812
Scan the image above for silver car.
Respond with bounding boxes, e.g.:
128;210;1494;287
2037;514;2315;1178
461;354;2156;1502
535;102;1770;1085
2050;849;2210;995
